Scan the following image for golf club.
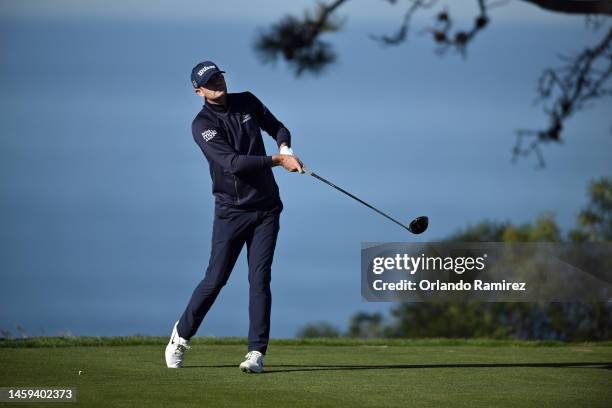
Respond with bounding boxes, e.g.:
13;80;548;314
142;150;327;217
303;167;429;234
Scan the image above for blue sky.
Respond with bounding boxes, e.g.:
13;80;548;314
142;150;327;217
0;1;610;338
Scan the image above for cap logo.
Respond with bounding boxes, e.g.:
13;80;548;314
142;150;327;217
197;65;215;76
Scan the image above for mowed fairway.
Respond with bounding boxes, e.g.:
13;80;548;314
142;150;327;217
0;339;611;407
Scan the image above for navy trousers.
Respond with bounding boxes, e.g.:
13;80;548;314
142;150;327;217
177;202;282;354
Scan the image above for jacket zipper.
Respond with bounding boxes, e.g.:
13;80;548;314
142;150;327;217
233;176;240;204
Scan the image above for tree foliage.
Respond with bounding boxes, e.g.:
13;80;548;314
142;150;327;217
297;321;342;338
569;177;612;241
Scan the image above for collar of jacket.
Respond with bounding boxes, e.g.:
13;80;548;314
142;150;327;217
204;95;231;115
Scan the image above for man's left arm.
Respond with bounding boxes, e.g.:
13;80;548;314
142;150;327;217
248;92;291;149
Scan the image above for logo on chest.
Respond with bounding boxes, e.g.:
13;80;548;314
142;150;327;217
241;114;252;124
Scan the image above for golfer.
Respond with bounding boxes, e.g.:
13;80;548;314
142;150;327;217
165;61;303;373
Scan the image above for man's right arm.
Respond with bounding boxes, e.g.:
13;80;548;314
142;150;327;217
192;120;303;174
193;122;271;174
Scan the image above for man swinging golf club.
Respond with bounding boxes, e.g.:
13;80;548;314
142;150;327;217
165;61;303;373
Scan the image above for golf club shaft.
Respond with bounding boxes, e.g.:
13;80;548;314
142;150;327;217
306;170;411;232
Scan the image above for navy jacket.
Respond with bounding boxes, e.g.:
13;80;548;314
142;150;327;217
192;92;291;209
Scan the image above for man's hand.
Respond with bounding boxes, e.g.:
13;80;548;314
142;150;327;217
272;154;304;173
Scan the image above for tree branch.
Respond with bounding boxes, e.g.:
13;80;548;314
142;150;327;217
513;27;612;167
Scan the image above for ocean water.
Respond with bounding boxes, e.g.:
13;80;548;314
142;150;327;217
1;12;610;337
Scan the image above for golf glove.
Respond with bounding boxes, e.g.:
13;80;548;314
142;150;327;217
279;145;294;156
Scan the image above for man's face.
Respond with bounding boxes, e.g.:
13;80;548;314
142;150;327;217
197;73;227;100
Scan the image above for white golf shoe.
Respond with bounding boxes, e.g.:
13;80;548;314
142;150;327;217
165;322;190;368
239;351;264;373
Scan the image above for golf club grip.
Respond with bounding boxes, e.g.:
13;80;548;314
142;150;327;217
308;172;411;232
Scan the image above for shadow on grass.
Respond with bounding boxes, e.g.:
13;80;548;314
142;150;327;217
183;362;612;373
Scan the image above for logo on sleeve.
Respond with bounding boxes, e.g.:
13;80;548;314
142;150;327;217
201;129;217;142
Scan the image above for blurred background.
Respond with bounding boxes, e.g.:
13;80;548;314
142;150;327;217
1;0;610;339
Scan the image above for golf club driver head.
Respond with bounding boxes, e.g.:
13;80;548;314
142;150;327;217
408;216;429;234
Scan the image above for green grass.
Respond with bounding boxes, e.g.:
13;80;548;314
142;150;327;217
0;338;611;407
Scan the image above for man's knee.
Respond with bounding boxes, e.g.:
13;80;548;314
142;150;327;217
200;270;231;292
248;268;272;289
